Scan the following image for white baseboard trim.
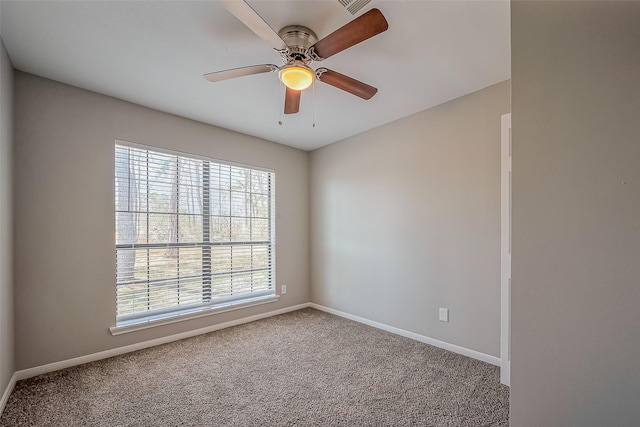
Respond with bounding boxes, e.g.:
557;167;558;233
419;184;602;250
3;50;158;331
309;303;501;366
0;372;18;417
14;302;312;382
8;300;498;400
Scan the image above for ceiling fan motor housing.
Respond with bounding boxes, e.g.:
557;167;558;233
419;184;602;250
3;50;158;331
278;25;318;62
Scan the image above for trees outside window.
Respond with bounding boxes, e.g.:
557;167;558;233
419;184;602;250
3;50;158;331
115;142;275;325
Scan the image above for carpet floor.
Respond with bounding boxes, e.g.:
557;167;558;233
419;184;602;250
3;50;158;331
0;308;509;426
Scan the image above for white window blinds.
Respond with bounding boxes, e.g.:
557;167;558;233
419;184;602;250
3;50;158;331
115;142;275;326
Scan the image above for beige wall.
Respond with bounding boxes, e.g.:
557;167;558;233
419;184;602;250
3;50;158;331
13;72;309;370
0;40;14;395
511;2;640;425
310;81;510;357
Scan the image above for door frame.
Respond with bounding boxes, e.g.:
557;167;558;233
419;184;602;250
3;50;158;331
500;113;511;386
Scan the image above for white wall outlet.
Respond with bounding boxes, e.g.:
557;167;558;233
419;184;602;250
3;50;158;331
281;285;287;295
439;308;449;322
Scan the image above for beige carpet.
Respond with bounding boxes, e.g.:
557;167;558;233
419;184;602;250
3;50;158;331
0;308;509;426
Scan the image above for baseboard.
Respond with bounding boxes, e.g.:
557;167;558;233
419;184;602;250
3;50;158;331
0;372;18;417
14;302;312;382
10;300;498;389
309;303;501;366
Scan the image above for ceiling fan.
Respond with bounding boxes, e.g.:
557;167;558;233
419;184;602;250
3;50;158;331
204;1;389;114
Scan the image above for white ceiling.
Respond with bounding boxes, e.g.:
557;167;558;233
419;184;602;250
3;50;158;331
0;0;510;151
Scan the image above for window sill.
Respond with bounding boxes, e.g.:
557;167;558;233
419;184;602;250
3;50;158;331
110;294;280;335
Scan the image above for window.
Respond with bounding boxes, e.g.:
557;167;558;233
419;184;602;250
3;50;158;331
114;141;275;328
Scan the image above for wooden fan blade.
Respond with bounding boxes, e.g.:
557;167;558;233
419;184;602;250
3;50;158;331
311;8;388;60
284;87;301;114
203;64;278;82
317;69;378;100
222;1;288;50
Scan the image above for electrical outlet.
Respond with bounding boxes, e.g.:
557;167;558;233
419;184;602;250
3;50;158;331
439;308;449;322
281;285;287;295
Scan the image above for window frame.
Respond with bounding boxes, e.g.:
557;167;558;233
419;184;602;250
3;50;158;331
111;140;277;334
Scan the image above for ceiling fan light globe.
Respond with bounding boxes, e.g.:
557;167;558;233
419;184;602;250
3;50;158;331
279;66;314;91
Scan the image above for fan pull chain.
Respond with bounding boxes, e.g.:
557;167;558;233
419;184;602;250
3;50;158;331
312;79;316;128
278;79;283;126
